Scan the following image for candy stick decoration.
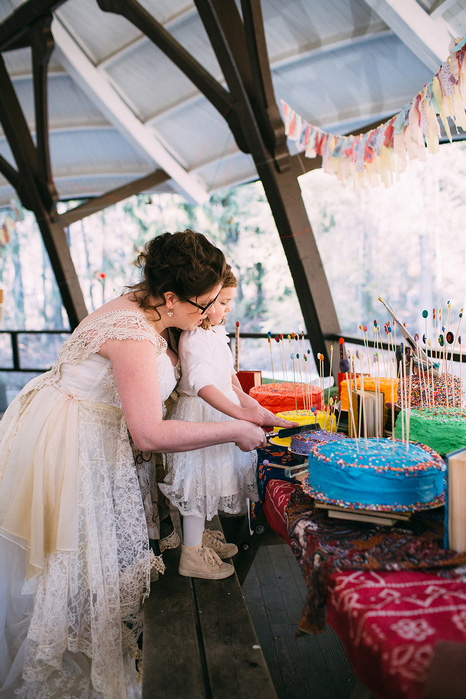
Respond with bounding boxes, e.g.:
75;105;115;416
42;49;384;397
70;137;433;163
297;353;306;408
327;397;334;431
335;400;342;433
438;308;443;364
287;335;293;382
358;363;365;444
307;349;314;410
422;310;428;351
446;301;452;351
399;359;405;445
406;357;413;451
290;352;298;410
303;353;309;410
360;325;370;374
459;336;463;408
446;330;454;405
267;333;275;384
318;353;325;402
235;321;240;372
346;371;359;450
449;309;463;386
276;335;286;380
339;338;350;372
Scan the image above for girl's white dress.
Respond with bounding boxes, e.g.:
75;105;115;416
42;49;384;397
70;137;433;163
0;309;177;698
160;326;258;520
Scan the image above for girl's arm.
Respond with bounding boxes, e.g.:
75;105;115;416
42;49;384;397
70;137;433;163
100;337;267;452
198;384;266;425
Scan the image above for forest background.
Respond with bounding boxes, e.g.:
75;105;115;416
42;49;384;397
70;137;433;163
0;139;465;401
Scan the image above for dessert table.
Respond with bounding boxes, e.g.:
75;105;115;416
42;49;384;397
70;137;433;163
253;447;466;699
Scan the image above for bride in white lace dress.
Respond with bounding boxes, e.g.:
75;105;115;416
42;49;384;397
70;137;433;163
0;231;267;698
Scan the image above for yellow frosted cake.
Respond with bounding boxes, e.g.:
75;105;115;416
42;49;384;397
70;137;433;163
272;409;336;447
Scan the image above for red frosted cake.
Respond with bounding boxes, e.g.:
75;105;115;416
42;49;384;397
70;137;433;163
249;382;323;412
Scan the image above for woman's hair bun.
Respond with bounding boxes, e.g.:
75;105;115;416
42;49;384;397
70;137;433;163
131;229;227;313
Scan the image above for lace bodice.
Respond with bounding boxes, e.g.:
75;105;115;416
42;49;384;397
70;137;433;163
36;309;178;409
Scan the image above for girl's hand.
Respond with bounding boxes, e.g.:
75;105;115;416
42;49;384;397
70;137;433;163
239;405;267;426
257;407;299;429
234;421;267;451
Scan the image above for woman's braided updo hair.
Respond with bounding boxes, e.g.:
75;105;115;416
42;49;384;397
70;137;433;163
129;230;227;318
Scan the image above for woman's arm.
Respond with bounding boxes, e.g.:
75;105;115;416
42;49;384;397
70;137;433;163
100;338;266;452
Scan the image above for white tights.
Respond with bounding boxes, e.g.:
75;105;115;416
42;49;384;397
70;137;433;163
182;514;205;546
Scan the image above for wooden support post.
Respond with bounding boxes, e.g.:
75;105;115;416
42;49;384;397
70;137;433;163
194;0;340;375
0;46;87;327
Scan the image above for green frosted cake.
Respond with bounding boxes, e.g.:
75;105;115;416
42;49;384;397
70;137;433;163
394;407;466;455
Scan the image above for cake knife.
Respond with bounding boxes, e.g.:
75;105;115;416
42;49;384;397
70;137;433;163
264;423;321;439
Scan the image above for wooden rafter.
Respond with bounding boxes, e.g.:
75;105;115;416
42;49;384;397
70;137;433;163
59;169;170;227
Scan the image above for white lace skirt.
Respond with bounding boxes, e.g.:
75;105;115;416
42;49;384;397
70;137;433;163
0;386;150;698
160;392;258;520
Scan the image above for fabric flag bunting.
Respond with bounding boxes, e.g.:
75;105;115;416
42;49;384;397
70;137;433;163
282;35;466;188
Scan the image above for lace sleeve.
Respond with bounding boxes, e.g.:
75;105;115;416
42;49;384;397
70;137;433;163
54;309;167;369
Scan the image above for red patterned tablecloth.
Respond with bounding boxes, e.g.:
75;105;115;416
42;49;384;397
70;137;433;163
263;479;466;699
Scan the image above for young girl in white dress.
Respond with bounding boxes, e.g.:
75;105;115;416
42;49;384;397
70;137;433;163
160;269;292;580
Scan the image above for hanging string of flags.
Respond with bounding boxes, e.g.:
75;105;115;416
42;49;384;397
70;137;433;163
281;35;466;188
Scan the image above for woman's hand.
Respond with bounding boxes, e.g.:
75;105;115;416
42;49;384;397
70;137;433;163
234;421;267;451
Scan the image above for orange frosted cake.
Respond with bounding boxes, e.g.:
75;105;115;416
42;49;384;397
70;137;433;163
340;377;399;411
249;382;323;413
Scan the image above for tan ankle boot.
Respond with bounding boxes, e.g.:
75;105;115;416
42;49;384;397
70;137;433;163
178;544;234;580
202;529;238;559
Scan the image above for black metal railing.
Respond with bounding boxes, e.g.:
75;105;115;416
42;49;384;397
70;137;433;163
0;330;463;373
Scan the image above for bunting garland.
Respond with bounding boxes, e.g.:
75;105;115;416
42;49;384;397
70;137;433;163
282;35;466;188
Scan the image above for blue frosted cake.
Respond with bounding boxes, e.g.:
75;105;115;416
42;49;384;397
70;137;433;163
304;437;445;512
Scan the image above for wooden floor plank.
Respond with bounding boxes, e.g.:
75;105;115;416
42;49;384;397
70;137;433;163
243;543;360;699
250;545;310;698
193;570;277;698
143;545;205;699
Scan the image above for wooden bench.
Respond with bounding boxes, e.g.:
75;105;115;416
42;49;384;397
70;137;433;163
142;514;276;698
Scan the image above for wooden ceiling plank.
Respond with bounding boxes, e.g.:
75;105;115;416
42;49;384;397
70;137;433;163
364;0;452;73
52;15;209;205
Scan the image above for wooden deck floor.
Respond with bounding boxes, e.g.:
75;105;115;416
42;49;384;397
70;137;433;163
240;527;372;699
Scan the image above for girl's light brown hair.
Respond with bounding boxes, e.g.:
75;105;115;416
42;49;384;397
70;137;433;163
201;265;237;329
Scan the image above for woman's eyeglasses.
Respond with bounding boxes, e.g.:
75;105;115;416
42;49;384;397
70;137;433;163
182;291;220;314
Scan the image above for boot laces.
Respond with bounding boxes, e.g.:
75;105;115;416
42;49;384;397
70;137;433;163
204;529;224;546
199;544;222;568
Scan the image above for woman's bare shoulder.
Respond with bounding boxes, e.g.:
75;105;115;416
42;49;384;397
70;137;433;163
78;294;143;330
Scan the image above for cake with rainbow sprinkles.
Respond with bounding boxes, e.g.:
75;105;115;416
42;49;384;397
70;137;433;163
303;437;445;512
